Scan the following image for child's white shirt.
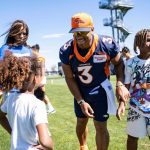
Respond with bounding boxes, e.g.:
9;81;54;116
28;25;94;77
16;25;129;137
1;92;48;150
124;56;150;117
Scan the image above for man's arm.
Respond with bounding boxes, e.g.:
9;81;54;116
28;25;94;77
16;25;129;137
62;63;83;101
111;53;130;102
62;63;94;118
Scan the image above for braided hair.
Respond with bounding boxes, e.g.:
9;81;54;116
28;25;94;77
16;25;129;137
134;29;150;54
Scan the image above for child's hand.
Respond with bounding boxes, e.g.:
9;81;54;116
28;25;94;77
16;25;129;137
116;101;126;120
32;144;44;149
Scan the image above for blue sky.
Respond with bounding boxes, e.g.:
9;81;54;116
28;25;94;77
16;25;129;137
0;0;149;70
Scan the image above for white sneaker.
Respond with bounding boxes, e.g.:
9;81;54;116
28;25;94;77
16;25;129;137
46;103;56;114
47;108;56;114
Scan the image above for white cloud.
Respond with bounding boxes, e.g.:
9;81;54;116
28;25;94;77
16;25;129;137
42;33;65;39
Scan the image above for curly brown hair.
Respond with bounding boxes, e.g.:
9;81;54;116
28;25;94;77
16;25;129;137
0;54;45;92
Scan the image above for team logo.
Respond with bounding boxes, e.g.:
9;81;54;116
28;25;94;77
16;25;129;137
93;55;106;63
73;18;85;25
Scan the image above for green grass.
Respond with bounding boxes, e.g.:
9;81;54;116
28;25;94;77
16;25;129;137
0;75;150;150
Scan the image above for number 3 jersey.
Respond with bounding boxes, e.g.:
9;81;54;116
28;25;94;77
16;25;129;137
59;34;120;94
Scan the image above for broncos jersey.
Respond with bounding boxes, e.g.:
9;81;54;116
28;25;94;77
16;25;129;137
59;34;120;91
0;44;32;60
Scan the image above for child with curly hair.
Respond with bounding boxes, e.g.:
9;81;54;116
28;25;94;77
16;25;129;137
0;55;54;150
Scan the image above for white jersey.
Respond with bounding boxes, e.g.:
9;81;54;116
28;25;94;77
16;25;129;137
1;92;48;150
124;56;150;117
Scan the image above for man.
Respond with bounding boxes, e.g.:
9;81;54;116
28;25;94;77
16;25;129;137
121;46;133;61
59;12;130;150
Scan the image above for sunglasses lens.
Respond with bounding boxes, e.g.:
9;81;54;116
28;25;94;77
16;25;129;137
18;32;27;36
74;32;89;36
22;32;27;35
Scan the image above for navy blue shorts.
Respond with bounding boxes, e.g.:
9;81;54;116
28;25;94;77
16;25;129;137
74;86;109;122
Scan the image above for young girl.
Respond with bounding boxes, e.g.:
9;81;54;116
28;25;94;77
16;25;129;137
32;44;56;114
117;29;150;150
0;55;54;150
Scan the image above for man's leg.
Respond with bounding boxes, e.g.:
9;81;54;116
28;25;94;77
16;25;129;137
127;135;138;150
94;120;109;150
76;117;89;148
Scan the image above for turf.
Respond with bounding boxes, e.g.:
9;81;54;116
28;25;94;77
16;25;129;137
0;75;150;150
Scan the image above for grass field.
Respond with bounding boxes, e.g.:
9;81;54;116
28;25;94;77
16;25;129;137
0;75;150;150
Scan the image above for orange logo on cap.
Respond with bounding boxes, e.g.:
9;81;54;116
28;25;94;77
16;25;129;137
73;17;85;24
72;17;87;29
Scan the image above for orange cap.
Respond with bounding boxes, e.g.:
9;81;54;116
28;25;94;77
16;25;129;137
69;12;94;33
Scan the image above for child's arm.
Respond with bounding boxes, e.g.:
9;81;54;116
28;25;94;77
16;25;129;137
116;101;126;120
34;123;54;150
0;109;11;134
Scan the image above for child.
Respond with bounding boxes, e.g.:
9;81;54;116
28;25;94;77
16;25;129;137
32;44;56;114
117;29;150;150
0;55;54;150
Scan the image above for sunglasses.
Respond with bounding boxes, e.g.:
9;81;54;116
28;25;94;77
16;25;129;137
18;32;27;36
73;31;90;36
147;38;150;42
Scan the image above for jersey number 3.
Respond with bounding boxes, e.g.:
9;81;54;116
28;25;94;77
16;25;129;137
78;66;93;84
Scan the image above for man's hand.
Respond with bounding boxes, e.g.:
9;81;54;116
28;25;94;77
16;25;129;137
80;102;94;118
116;85;130;102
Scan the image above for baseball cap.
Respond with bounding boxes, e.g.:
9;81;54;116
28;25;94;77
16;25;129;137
69;12;94;33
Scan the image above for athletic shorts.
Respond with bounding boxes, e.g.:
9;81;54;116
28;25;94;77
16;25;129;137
126;107;150;138
74;86;109;122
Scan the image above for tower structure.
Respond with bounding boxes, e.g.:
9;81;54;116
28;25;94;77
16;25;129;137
99;0;134;44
